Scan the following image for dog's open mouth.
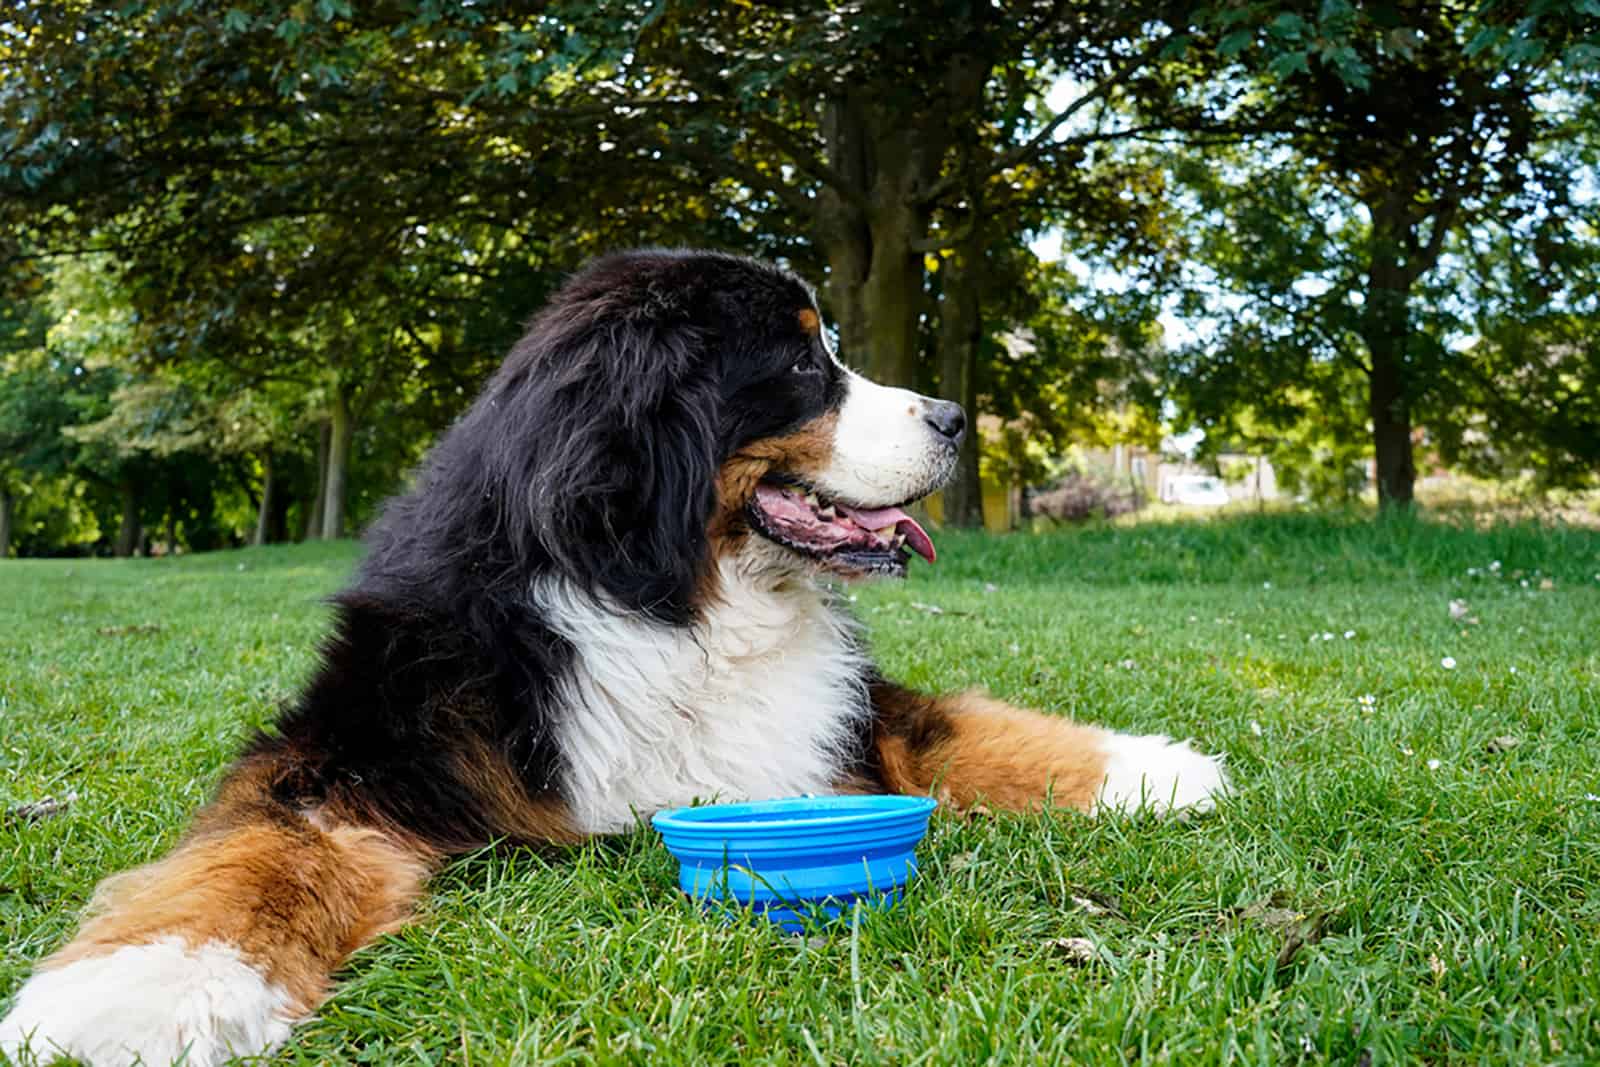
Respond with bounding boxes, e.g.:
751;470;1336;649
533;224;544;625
747;480;935;577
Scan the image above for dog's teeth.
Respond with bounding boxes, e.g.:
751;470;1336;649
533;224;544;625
817;506;836;520
805;492;820;506
874;524;896;539
893;533;906;547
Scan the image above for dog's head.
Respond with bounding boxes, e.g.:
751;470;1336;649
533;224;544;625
458;249;964;619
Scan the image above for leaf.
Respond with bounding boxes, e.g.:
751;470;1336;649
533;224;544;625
1503;36;1547;63
948;850;979;873
1464;26;1508;58
1046;937;1098;965
1158;34;1192;60
1268;50;1310;78
1275;911;1330;968
1269;14;1306;39
1228;894;1338;968
1565;43;1600;69
1387;26;1420;58
1240;897;1301;932
7;789;79;823
96;623;162;637
1320;44;1371;89
1219;30;1254;57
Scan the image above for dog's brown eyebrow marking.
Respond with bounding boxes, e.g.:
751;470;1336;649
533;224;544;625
797;308;820;335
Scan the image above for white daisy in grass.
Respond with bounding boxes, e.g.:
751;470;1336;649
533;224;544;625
1358;693;1377;714
1441;656;1458;670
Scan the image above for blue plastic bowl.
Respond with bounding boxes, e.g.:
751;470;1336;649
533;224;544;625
652;795;938;933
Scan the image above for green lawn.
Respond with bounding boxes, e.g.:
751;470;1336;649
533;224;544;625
3;514;1599;1065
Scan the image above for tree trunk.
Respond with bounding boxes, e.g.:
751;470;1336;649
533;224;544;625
1362;194;1419;510
268;475;292;544
165;479;180;557
860;196;926;389
0;484;12;558
935;241;985;527
814;93;936;389
252;451;275;547
305;420;330;540
115;479;140;558
818;95;875;370
1368;340;1416;509
320;388;354;540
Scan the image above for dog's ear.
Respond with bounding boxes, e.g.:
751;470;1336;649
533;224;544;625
484;302;720;621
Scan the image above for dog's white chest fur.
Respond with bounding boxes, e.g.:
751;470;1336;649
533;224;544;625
539;556;869;834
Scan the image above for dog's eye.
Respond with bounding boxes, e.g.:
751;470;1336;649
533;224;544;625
790;357;813;375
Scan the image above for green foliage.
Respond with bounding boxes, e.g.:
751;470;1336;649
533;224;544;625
1;2;1599;550
1434;314;1600;488
0;315;124;551
3;475;107;556
1192;0;1600;89
1157;0;1600;500
0;0;813;552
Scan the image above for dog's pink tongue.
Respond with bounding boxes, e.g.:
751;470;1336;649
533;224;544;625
838;504;937;563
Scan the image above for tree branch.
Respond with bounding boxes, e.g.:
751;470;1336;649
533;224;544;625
917;35;1174;208
742;112;869;214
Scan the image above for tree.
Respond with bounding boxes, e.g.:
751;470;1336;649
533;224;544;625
1159;0;1600;508
4;2;1246;530
0;292;51;555
1;1;777;539
611;2;1219;520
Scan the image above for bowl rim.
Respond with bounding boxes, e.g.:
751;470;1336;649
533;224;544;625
652;794;937;835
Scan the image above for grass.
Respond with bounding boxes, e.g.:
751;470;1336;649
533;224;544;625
3;513;1598;1065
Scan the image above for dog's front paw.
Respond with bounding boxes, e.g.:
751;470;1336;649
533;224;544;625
1094;732;1228;815
0;937;294;1067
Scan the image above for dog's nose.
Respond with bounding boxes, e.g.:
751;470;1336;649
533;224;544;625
923;400;966;445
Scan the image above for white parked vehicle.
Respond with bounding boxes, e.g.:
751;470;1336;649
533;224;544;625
1161;474;1231;507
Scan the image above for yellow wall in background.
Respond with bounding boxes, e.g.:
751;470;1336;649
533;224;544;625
929;477;1015;533
981;478;1012;533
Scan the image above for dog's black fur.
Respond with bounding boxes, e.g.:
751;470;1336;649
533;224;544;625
245;249;857;852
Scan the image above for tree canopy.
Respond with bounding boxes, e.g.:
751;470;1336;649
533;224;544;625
2;1;1597;555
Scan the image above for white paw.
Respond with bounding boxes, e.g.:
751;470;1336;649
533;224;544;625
0;937;294;1067
1095;732;1229;815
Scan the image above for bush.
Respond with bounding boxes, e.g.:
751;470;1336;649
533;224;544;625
1025;473;1141;523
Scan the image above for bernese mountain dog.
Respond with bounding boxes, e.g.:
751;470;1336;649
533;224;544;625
1;249;1226;1065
